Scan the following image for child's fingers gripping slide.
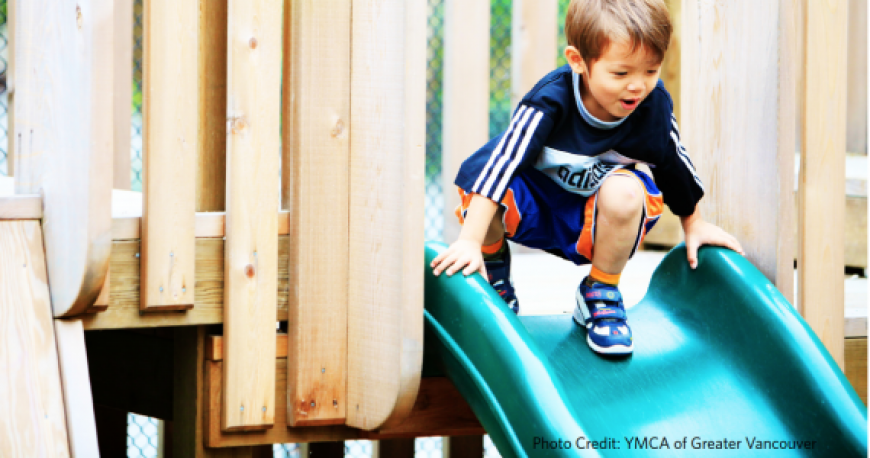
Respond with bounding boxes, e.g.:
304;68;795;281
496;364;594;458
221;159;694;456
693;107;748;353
430;239;489;278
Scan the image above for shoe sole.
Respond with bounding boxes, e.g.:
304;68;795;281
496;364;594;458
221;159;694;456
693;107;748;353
573;288;634;355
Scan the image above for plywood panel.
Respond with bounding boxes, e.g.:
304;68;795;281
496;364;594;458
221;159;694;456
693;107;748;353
798;0;847;368
441;0;490;243
845;338;867;405
223;0;282;431
681;1;793;294
282;0;350;428
13;0;112;317
347;0;425;431
141;0;198;311
0;221;71;457
54;319;100;456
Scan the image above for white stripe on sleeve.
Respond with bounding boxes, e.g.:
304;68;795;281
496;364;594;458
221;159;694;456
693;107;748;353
670;131;704;191
479;107;537;197
471;106;528;194
492;110;545;199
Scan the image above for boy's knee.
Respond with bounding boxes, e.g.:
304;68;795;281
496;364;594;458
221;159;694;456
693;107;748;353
597;176;644;224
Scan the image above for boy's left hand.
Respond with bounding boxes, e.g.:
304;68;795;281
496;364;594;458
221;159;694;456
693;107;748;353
682;217;745;270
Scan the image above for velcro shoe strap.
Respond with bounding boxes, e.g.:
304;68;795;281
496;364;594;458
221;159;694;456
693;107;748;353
591;306;626;321
583;288;623;304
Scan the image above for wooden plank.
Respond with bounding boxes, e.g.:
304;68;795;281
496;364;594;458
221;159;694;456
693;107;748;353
13;0;113;317
661;0;681;122
174;326;265;458
114;0;133;190
141;0;198;311
845;338;867;405
845;0;867;154
0;221;71;457
87;269;110;313
282;0;350;428
799;0;847;368
511;0;556;107
205;363;484;447
0;194;42;219
776;0;798;304
198;0;228;213
80;237;290;330
347;0;426;432
54;319;100;457
441;0;490;243
207;334;288;361
681;2;793;294
223;0;282;431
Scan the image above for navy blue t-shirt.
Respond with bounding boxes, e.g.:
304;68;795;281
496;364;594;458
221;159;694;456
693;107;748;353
454;65;704;217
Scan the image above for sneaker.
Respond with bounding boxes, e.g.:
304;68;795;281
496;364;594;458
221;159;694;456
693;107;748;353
485;244;519;314
573;278;633;354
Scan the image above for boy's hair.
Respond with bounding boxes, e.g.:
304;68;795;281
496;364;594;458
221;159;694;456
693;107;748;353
565;0;672;66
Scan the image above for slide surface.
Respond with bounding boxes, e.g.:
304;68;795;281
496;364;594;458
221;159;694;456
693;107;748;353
423;242;867;457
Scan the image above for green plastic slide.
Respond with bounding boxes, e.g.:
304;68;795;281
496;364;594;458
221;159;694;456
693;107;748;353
423;242;867;457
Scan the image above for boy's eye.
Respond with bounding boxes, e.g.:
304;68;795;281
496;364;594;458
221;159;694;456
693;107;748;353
647;69;659;74
613;72;627;76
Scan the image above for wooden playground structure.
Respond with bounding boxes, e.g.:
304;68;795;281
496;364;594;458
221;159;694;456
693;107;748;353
0;0;865;457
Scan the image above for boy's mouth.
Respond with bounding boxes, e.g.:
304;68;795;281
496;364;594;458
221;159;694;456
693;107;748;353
620;98;640;110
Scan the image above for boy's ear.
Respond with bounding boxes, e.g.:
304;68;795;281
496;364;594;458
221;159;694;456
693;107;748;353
564;46;586;75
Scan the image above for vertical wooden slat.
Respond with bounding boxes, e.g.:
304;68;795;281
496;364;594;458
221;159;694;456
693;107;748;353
347;0;425;431
373;438;415;458
282;0;350;427
14;0;113;316
0;221;71;457
661;0;681;122
198;0;228;213
799;0;847;368
442;0;490;244
54;319;100;457
681;2;793;294
511;0;556;107
114;0;133;190
223;0;282;431
777;0;798;305
443;435;484;458
141;0;198;311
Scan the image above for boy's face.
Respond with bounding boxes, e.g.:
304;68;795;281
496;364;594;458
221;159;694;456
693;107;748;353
566;41;662;122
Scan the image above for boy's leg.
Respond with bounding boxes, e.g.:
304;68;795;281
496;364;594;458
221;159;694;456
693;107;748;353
588;173;644;284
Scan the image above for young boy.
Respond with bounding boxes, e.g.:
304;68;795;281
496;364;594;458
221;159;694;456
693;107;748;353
430;0;744;355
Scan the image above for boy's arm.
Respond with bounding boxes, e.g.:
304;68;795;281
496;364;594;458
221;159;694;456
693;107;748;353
680;203;745;269
431;194;499;277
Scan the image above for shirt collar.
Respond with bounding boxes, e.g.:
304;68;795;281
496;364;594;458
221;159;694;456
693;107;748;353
573;72;629;130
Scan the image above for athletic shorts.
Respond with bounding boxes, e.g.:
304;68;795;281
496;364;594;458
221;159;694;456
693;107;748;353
455;167;664;266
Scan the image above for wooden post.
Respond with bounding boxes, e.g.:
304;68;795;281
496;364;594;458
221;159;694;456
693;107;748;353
198;0;228;213
282;0;350;427
54;319;100;456
141;0;198;311
660;0;681;123
681;1;794;299
442;0;490;243
347;0;425;431
443;435;484;458
799;0;848;368
114;0;133;190
0;221;71;457
13;0;113;317
223;0;282;431
373;438;415;458
511;0;557;108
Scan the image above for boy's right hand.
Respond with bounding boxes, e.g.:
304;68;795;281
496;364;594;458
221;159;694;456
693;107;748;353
430;239;488;278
